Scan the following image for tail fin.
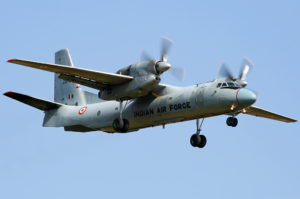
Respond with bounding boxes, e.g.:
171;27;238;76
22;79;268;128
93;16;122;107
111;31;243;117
54;49;86;105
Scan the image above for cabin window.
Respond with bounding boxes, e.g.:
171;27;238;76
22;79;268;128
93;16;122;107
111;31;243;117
97;110;101;116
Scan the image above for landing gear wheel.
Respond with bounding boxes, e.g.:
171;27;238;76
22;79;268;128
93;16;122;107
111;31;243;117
112;118;129;132
198;135;207;148
190;134;201;147
120;119;129;132
232;117;238;127
226;117;238;127
190;134;207;148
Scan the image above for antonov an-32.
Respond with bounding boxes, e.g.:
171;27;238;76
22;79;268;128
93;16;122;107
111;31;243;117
4;37;297;148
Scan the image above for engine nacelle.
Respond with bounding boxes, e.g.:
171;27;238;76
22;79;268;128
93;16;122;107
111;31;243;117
98;74;160;100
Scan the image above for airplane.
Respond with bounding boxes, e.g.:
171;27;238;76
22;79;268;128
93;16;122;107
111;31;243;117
4;37;297;148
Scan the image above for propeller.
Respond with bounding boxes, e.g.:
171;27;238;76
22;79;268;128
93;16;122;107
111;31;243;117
218;62;235;80
140;36;186;82
139;50;153;63
239;56;254;81
169;67;186;82
217;57;254;87
160;36;173;62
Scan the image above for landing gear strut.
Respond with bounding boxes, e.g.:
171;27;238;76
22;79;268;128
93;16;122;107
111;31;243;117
226;116;238;127
112;100;129;132
190;118;207;148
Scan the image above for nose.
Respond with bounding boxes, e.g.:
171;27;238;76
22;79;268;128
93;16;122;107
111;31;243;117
236;88;256;107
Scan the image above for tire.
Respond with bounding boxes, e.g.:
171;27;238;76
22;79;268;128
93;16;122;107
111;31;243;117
113;118;129;132
120;119;129;132
112;119;121;131
190;134;201;147
226;117;233;126
198;135;207;148
232;117;238;127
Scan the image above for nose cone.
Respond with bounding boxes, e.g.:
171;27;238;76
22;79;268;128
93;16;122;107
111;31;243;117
237;89;256;107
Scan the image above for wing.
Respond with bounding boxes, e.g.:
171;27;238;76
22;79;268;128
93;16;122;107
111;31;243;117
7;59;133;89
243;106;297;123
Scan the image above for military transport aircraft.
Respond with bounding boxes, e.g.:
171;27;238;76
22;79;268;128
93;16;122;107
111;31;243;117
4;37;297;148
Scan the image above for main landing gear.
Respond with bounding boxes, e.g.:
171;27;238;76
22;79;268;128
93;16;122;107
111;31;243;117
190;118;207;148
112;100;129;132
226;116;238;127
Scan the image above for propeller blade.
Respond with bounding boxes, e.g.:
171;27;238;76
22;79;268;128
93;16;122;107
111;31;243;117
217;62;234;80
161;36;173;62
139;50;154;62
239;56;254;80
169;67;186;82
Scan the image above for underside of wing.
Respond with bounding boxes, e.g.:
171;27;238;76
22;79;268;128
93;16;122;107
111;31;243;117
7;59;133;89
243;106;297;123
58;74;105;90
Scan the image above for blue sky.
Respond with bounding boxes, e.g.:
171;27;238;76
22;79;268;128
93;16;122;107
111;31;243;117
1;0;299;198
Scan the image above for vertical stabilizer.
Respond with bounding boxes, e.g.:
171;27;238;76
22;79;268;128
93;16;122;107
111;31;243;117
54;49;86;105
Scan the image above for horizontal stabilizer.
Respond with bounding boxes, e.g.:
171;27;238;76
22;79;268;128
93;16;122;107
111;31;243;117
3;91;62;111
243;106;297;123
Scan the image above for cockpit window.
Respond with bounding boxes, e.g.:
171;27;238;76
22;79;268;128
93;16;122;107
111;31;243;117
234;82;242;88
220;81;242;89
217;83;221;88
221;82;227;87
227;82;235;87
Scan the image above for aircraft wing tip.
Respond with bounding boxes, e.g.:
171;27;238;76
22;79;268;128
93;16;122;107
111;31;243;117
7;59;16;63
3;91;14;96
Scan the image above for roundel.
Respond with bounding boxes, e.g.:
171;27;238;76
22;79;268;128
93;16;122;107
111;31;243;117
78;106;87;115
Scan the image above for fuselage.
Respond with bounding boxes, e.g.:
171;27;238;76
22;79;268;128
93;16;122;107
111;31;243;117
43;78;256;133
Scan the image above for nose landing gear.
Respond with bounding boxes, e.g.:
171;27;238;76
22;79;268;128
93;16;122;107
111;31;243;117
226;116;238;127
190;118;207;148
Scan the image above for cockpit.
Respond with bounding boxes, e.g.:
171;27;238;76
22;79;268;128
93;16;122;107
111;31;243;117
216;81;241;89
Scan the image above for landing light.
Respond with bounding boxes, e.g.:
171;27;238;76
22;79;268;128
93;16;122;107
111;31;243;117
230;105;235;111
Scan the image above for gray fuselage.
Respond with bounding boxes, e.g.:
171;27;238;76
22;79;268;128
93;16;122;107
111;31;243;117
43;79;256;133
